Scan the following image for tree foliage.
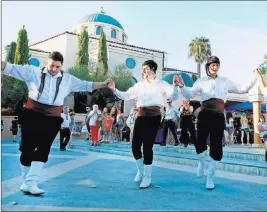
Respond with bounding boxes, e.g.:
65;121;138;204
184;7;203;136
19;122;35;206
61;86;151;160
76;27;89;67
67;63;132;110
1;26;30;115
6;42;17;63
188;37;212;78
97;31;108;75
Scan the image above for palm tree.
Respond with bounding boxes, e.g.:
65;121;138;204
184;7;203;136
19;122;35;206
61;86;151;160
188;37;212;78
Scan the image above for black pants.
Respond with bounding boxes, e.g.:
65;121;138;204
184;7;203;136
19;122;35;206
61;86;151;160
132;115;161;165
162;119;179;144
60;128;71;149
19;108;63;166
196;110;225;161
180;115;196;145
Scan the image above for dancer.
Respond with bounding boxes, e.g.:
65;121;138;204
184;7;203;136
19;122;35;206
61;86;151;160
177;56;257;190
179;99;196;147
161;99;180;146
108;60;179;189
1;51;111;195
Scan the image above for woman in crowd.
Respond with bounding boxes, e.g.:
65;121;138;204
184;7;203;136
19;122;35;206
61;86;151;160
87;104;101;147
240;112;250;146
116;109;125;141
225;113;234;144
99;107;108;142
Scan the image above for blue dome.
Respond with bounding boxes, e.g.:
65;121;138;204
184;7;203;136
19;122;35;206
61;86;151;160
162;73;193;87
79;13;124;30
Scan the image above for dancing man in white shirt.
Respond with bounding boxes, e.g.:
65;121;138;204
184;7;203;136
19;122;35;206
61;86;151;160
1;51;111;195
60;106;71;151
177;56;257;190
108;60;180;189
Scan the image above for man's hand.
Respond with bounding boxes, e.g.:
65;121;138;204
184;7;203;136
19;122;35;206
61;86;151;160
1;61;7;71
253;68;262;79
176;76;185;88
102;78;113;87
108;79;116;92
173;75;180;86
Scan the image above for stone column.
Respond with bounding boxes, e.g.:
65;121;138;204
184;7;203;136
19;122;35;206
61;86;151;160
252;101;261;145
247;79;264;147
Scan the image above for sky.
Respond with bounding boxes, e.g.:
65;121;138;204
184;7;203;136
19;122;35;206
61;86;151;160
2;1;267;83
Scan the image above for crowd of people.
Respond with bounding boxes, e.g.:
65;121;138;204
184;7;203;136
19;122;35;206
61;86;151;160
2;51;264;196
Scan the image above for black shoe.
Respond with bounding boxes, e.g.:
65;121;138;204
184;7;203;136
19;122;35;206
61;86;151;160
174;142;178;146
160;142;166;146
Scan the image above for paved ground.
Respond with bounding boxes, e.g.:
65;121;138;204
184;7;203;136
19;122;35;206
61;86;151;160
2;138;267;211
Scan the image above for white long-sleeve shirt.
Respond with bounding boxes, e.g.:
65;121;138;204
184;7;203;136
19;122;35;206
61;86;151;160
2;63;93;106
164;107;180;120
114;79;179;108
181;75;257;103
61;113;71;128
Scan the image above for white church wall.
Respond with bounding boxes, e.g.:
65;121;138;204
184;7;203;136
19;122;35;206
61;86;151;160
28;50;49;68
29;33;68;69
65;33;79;70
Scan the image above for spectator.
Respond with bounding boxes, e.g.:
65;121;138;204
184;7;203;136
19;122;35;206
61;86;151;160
10;117;18;142
103;114;113;143
88;104;101;146
116;109;125;141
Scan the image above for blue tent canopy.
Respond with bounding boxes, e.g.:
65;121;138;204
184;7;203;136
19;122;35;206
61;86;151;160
162;73;193;87
225;101;266;112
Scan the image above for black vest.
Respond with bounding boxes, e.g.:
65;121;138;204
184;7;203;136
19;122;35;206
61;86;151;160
37;67;64;103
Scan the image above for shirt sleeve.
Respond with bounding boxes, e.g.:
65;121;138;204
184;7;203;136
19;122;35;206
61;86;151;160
163;81;179;101
227;75;257;94
69;74;93;93
113;83;140;101
180;79;202;100
2;63;37;82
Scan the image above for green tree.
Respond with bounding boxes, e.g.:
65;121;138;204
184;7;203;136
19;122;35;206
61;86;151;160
8;25;31;114
67;63;132;111
2;42;17;110
189;37;212;78
76;27;89;67
97;30;108;75
7;42;17;63
259;55;267;75
14;25;30;64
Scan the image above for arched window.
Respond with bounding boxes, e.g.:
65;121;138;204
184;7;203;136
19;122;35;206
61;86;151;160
111;29;116;38
96;26;102;35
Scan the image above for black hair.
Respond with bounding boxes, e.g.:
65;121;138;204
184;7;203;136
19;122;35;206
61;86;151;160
48;51;64;64
142;60;158;73
205;56;220;76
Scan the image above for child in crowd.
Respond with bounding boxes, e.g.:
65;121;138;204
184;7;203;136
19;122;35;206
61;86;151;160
103;114;113;143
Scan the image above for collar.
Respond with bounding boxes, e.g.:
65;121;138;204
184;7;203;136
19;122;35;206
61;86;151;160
43;68;63;78
206;74;219;80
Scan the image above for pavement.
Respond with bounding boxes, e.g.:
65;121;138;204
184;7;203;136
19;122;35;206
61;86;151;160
1;138;267;211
